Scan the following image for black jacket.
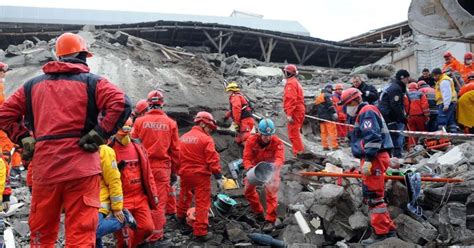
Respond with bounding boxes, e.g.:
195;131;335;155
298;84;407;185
313;89;337;121
378;79;407;125
355;82;379;104
418;76;436;87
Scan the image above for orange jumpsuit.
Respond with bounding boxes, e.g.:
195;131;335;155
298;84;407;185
177;126;222;237
131;108;180;240
462;64;474;83
225;92;255;144
243;134;285;223
332;93;348;139
283;77;306;155
443;58;463;74
404;90;430;147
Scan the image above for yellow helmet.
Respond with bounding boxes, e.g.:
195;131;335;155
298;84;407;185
225;82;240;92
222;177;239;190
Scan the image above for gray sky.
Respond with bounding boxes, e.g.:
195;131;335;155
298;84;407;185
8;0;411;41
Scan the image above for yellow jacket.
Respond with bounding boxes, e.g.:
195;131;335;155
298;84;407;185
457;90;474;128
435;74;457;105
99;145;123;215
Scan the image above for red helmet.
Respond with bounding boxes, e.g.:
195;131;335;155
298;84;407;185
443;51;452;58
283;64;298;77
0;62;9;72
335;83;344;90
147;90;164;105
339;88;362;106
417;80;427;88
134;99;149;115
194;111;217;130
408;82;418;90
465;52;473;60
55;32;93;57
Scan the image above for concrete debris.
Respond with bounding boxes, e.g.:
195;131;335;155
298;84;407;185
348;211;369;230
394;214;438;245
351;63;396;78
326;149;360;170
366;237;418;248
315;184;344;205
240;66;283;78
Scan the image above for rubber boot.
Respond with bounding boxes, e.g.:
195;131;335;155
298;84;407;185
361;231;396;246
194;232;214;243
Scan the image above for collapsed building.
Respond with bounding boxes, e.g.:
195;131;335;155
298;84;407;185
0;5;474;247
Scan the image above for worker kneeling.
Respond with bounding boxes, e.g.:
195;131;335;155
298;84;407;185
110;119;160;247
177;112;223;242
339;88;396;245
243;118;285;232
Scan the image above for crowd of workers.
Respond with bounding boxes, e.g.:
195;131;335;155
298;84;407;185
0;31;472;247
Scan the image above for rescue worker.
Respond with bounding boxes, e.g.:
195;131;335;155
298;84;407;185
418;68;435;87
351;75;379;104
224;82;255;145
0;32;131;247
339;88;396;245
282;64;305;156
418;80;438;132
442;51;463;74
111;119;159;247
432;68;458;133
404;83;430;147
131;90;180;243
243;119;285;232
462;52;474;83
96;144;136;248
131;99;148;123
457;72;474;133
332;84;348;141
314;83;338;150
177;111;223;242
378;69;410;158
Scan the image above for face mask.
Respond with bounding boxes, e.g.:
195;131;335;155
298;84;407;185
346;106;358;117
118;135;131;146
467;59;472;65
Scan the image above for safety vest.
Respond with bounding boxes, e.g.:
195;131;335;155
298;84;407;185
434;74;457;105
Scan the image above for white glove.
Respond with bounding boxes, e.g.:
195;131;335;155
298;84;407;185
362;161;372;176
2;201;10;212
332;113;338;121
365;91;371;97
216;179;224;190
287;116;294;123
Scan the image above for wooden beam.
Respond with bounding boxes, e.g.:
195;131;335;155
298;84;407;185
266;38;278;62
258;37;268;62
327;50;333;68
301;47;320;64
332;52;349;68
289;42;302;64
203;30;219;51
220;33;233;53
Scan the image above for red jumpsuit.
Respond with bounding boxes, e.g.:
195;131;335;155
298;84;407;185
283;77;306;155
177;126;222;237
404;90;430;147
225;92;255;144
0;60;130;247
243;134;285;223
131;109;180;240
332;93;348;139
111;140;159;248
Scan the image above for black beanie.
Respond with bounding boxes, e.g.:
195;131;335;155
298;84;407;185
395;69;410;80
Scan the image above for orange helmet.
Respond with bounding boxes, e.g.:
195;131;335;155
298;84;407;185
417;80;427;88
117;118;133;136
56;33;93;57
335;84;344;90
465;52;473;60
443;51;452;58
339;88;362;106
0;62;9;72
147;90;164;106
408;82;418;90
283;64;298;77
194;111;217;130
134;99;149;116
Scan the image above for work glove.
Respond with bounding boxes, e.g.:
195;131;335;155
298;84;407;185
154;196;159;205
113;209;125;223
2;201;9;213
362;161;372;176
443;105;449;112
21;136;36;161
365;91;371;97
233;123;240;132
332;113;338;121
287;116;294;123
216;178;224;191
78;129;106;152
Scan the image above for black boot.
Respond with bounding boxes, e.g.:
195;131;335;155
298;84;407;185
194;232;214;243
262;221;275;233
361;231;397;246
177;217;192;235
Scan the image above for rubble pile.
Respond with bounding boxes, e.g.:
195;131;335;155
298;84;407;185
2;29;474;247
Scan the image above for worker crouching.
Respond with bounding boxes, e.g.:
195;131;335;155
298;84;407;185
339;88;396;245
224;82;255;145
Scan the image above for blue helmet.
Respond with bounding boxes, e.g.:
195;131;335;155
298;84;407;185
258;118;276;136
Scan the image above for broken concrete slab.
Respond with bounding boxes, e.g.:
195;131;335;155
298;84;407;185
225;222;250;243
348;211;369;230
439;202;466;227
310;204;337;222
326;149;360;170
366;237;418;248
436;143;469;173
394;214;438;245
314;184;344;206
289;192;317;213
240;66;283;78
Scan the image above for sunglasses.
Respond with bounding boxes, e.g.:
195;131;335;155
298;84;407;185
122;126;132;132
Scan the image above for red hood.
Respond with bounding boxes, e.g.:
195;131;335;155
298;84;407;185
42;61;90;74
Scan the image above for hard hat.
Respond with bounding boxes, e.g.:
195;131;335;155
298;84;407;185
0;62;10;72
147;90;164;106
258;118;276;136
117;118;133;136
283;64;298;76
225;82;240;92
408;82;418;90
335;84;344;90
55;32;93;57
134;99;149;116
194;111;217;130
443;51;453;58
324;82;334;91
339;88;362;106
417;80;427;88
465;52;473;60
222;177;238;190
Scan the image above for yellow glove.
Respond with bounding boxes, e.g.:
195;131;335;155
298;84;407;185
362;161;372;176
233;123;240;132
